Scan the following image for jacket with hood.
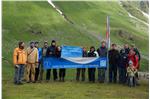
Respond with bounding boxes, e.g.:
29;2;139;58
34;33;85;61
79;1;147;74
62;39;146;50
46;44;57;57
13;47;27;65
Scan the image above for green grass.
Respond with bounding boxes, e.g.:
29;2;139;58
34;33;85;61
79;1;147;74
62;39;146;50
2;81;149;99
2;61;149;99
2;1;149;99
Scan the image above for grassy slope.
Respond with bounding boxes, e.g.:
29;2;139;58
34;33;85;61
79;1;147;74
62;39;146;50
2;1;149;99
53;1;149;71
54;1;148;53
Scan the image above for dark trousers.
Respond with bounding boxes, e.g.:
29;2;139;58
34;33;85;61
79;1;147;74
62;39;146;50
76;68;86;81
98;68;106;83
53;69;58;80
35;63;41;81
46;69;58;81
59;68;66;81
88;68;95;82
109;66;117;83
46;69;51;80
118;67;126;84
35;67;40;81
39;66;44;81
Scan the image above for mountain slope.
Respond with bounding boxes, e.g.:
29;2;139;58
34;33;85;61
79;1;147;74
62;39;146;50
2;1;149;72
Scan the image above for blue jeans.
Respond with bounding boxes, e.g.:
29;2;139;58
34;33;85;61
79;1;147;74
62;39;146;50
127;76;135;87
98;68;106;83
14;64;25;84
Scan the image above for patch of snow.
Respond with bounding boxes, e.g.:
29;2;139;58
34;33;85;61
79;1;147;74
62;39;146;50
48;0;63;15
118;1;122;6
136;8;149;18
127;12;149;26
118;1;149;26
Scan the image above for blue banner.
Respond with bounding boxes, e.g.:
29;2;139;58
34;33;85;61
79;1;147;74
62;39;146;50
43;57;107;69
61;46;83;58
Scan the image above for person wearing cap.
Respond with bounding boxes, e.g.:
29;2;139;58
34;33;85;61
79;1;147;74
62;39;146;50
108;44;120;83
13;41;26;85
127;60;137;87
34;41;42;82
46;40;58;81
76;47;88;81
97;41;107;83
39;41;48;81
26;42;38;83
88;46;97;83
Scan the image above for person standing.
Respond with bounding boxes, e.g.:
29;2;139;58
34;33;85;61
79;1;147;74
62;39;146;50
26;42;38;83
130;44;141;62
88;46;96;83
127;61;137;87
39;41;48;81
76;47;88;81
108;44;120;83
46;40;58;81
56;46;66;82
128;49;139;85
97;41;107;83
123;44;130;54
13;41;26;85
34;41;42;82
118;44;129;84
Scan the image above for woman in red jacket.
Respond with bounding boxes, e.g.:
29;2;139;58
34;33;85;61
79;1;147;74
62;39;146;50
128;49;139;86
128;49;139;70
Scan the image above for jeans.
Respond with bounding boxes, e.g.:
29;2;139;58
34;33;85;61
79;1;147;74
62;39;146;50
127;76;135;87
98;68;106;83
109;66;117;83
14;64;25;84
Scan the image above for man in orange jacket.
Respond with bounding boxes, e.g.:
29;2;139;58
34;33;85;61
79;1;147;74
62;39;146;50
26;42;38;83
13;41;27;85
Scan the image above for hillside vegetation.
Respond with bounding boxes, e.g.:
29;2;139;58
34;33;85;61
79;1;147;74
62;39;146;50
3;1;149;72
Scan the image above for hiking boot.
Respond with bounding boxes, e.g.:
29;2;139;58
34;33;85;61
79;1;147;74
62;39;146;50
17;82;23;85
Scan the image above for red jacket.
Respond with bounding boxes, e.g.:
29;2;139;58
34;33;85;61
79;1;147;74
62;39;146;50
128;54;139;69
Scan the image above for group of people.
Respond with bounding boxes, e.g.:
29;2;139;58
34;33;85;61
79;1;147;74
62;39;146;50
13;40;140;87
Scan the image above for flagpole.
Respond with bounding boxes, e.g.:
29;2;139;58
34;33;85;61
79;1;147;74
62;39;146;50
105;16;110;83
